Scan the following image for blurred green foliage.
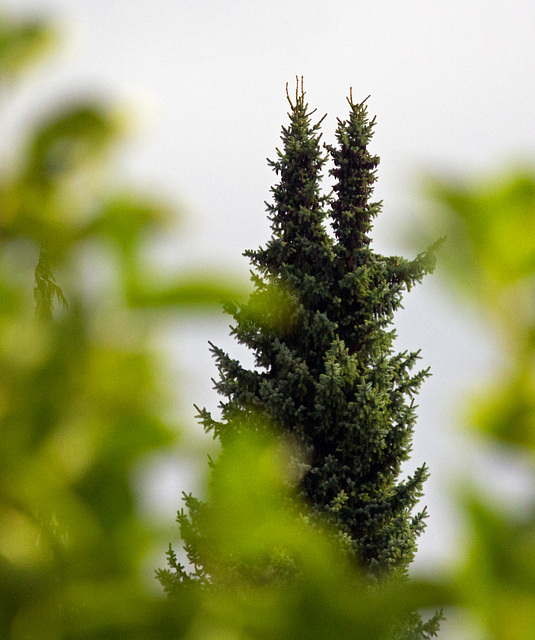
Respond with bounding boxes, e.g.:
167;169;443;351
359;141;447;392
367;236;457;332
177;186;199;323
424;170;535;639
0;12;55;79
425;172;535;327
0;9;246;639
158;429;447;640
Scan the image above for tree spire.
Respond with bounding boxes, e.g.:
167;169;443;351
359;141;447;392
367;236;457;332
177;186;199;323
161;83;442;638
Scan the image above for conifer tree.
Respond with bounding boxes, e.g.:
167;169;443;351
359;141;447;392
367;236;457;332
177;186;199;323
161;80;441;636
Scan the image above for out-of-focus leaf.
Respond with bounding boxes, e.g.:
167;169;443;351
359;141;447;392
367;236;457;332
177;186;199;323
1;103;124;255
469;369;535;449
127;275;249;309
0;13;55;78
88;195;169;253
423;170;535;328
25;103;122;183
429;171;535;282
456;495;535;640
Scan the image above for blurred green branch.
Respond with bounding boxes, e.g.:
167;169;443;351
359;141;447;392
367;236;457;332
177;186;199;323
421;166;535;639
0;9;247;639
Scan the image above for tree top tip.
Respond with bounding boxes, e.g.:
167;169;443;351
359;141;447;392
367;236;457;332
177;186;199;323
347;88;371;110
286;75;305;108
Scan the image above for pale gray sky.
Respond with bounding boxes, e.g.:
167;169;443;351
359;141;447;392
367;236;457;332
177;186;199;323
6;0;535;591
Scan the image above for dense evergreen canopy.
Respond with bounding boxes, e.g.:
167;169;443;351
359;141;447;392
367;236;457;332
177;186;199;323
161;80;441;637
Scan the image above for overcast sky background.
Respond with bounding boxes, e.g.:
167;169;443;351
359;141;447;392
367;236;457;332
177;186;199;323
6;0;535;592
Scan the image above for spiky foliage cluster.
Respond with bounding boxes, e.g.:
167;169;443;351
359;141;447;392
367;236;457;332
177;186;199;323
160;82;441;636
